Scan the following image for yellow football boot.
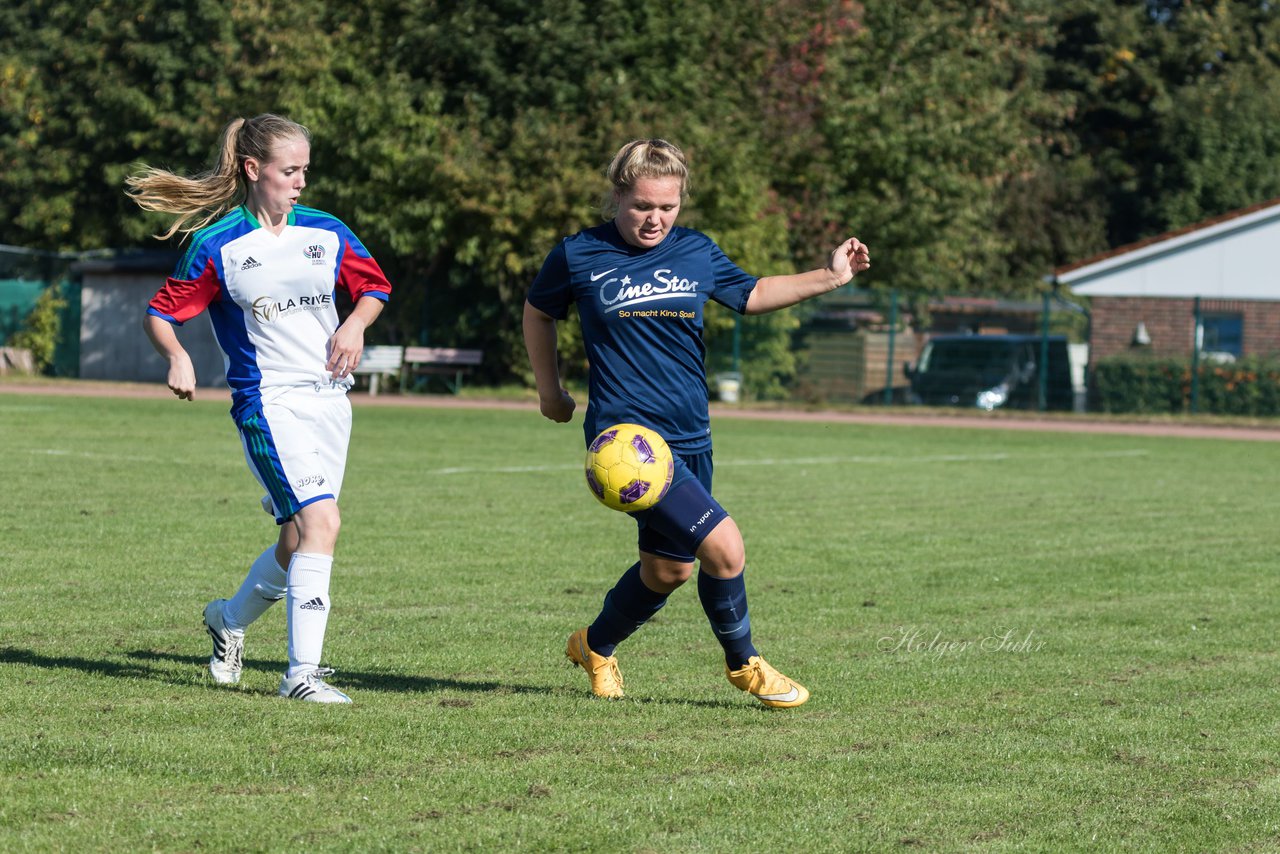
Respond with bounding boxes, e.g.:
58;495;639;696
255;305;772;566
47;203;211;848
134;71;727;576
726;655;809;708
566;628;625;699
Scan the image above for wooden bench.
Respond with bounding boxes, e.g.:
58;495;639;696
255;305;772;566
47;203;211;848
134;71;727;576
351;345;405;395
400;346;483;394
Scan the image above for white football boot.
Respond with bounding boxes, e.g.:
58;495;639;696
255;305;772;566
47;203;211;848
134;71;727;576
278;668;352;704
202;599;244;686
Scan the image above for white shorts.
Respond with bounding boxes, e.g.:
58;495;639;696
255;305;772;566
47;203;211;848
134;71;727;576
236;385;352;523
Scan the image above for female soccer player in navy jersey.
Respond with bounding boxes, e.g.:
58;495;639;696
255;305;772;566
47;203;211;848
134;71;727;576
128;114;392;703
524;138;870;707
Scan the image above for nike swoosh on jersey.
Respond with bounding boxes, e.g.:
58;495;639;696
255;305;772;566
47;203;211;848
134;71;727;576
758;686;800;703
590;268;618;282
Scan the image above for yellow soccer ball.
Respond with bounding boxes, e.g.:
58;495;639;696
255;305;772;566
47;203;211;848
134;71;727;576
585;423;674;513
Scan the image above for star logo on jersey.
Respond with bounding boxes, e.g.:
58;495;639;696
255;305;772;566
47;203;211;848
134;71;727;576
303;244;326;265
599;267;699;311
240;256;262;270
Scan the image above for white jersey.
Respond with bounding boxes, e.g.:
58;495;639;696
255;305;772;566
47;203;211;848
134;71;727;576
148;204;392;420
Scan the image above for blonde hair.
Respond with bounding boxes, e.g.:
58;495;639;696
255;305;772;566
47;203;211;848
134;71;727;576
125;114;311;240
602;138;689;219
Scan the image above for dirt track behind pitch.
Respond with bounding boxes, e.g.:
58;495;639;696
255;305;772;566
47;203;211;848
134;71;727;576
4;378;1280;442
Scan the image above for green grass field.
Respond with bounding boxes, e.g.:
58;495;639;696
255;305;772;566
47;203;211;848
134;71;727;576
2;389;1279;852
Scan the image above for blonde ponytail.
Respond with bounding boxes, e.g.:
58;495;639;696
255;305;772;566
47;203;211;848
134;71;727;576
126;115;309;241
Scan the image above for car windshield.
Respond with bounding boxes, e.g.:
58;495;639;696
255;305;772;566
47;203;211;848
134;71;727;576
917;340;1015;375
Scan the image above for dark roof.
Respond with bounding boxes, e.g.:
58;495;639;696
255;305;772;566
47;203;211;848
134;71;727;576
929;333;1066;343
72;249;179;274
928;296;1042;315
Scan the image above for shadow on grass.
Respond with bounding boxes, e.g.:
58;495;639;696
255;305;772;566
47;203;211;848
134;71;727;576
134;649;561;697
1;646;757;709
0;646;544;696
1;646;171;683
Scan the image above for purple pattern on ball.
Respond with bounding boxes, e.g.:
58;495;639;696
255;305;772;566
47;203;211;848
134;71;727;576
630;433;656;463
619;479;652;505
589;429;618;453
585;470;605;498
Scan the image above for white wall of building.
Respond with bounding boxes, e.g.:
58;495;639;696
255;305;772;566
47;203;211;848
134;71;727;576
77;263;226;387
1056;203;1280;301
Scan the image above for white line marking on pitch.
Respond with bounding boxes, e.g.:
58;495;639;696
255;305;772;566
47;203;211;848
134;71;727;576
427;449;1149;476
24;448;176;464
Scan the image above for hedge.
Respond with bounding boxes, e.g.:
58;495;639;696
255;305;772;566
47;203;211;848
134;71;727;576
1091;356;1280;415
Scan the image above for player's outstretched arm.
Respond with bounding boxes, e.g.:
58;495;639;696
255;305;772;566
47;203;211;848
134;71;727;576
744;236;871;316
144;314;197;401
523;301;575;423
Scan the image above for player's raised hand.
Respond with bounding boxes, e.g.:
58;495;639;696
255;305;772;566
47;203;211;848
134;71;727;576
828;237;871;286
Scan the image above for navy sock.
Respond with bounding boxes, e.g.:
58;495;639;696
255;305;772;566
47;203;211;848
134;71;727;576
697;569;758;670
586;562;670;657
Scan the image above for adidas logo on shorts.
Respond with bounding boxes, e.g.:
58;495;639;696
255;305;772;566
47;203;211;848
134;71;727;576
299;597;327;612
241;256;262;270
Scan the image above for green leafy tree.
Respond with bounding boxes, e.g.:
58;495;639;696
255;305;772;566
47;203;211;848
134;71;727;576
1146;65;1280;228
1;0;253;249
364;0;863;396
818;0;1065;310
33;0;1280;396
1044;0;1280;245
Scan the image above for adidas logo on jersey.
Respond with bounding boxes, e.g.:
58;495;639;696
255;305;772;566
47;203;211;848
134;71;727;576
299;597;327;612
241;256;262;270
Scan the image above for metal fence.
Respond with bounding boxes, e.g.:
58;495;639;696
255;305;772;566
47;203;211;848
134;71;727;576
779;288;1091;412
0;244;90;377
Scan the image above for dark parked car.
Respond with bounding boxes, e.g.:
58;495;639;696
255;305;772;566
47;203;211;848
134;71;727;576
905;334;1076;411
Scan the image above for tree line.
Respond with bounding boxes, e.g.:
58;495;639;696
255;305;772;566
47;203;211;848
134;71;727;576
5;0;1280;392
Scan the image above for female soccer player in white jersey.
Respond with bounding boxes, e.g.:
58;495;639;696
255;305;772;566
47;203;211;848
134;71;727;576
524;139;870;707
128;114;393;703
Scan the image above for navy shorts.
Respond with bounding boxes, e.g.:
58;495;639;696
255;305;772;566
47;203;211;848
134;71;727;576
632;450;729;563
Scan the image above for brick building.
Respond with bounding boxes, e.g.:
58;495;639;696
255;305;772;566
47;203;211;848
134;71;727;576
1050;198;1280;366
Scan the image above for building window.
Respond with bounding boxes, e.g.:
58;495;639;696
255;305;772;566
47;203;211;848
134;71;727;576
1201;313;1243;358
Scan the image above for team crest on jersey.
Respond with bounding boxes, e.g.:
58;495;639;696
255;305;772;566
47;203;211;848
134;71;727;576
303;244;326;265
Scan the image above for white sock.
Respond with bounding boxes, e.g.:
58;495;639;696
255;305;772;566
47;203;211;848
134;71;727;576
286;552;334;678
223;546;287;632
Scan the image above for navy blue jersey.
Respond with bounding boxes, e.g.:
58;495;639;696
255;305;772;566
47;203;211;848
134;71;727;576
528;222;757;453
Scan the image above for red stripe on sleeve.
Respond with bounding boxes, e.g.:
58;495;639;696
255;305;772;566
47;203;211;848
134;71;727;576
338;242;392;302
148;259;222;324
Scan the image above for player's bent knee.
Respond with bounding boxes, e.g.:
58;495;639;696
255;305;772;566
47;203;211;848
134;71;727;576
640;553;694;591
659;562;694;587
293;501;342;551
696;518;745;578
